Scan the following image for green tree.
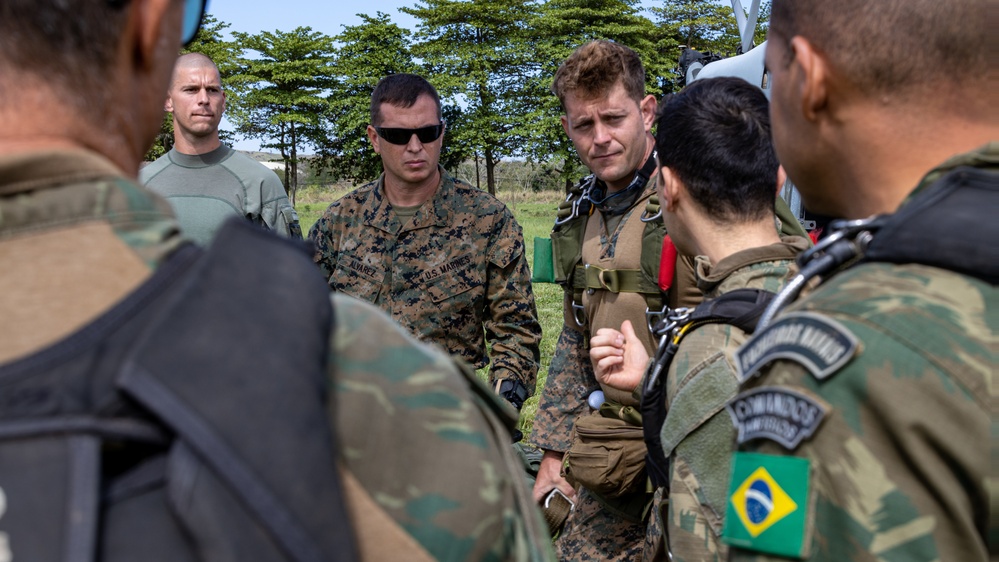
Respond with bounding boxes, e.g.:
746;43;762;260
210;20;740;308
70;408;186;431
516;0;664;191
323;12;419;184
403;0;540;195
752;1;771;47
229;27;336;205
145;14;242;161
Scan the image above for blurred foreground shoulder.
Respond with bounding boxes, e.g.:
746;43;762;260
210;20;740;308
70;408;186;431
329;293;554;562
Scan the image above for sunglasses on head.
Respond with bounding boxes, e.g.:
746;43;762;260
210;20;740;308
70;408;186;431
374;123;445;145
108;0;207;47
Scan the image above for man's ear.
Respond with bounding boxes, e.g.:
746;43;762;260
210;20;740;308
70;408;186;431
560;114;570;137
789;36;830;121
366;125;380;154
776;164;788;195
639;94;657;132
129;0;178;70
659;166;683;211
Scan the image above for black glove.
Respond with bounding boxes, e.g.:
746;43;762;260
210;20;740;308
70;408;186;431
497;378;529;411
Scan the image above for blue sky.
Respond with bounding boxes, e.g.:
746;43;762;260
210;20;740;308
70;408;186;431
208;0;420;39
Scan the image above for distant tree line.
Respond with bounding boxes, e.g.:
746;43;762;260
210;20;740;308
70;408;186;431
148;0;769;203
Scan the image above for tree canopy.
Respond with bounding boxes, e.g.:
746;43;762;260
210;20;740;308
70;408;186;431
229;27;336;203
147;1;769;192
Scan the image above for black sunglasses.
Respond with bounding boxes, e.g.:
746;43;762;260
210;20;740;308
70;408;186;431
374;123;445;145
108;0;207;47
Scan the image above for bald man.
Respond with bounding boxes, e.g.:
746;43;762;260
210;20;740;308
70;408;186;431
141;53;301;245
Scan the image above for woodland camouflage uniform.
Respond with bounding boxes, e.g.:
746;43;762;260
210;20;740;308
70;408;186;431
725;144;997;561
308;167;541;393
643;236;810;562
0;149;554;562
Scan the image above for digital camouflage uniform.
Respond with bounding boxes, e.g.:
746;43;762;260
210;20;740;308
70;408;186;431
0;148;555;562
724;144;997;561
533;180;689;561
642;236;810;562
141;145;301;245
308;167;541;393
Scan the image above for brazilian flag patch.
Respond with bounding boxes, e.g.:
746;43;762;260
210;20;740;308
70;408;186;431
722;452;809;558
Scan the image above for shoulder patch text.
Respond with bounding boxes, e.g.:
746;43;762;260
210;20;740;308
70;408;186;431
735;312;859;382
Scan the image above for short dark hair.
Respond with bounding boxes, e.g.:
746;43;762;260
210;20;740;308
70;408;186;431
0;1;128;109
552;40;646;109
369;74;442;125
769;0;988;97
655;77;778;224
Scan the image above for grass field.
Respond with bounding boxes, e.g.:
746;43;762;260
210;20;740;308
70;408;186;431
296;184;567;438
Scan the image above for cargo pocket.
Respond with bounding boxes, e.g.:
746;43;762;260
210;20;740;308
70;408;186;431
423;260;481;346
563;412;647;498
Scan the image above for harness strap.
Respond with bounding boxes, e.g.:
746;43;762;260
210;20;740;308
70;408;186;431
641;289;775;490
577;265;662;294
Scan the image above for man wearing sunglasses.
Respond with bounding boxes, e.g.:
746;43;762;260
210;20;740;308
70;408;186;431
141;52;302;245
309;73;543;414
0;1;553;560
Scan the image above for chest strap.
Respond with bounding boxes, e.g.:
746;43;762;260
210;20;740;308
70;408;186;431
577;265;661;294
640;288;775;489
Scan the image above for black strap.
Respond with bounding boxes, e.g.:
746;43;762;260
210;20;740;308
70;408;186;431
0;416;167;444
641;289;775;489
862;166;998;284
685;288;776;333
119;218;357;562
588;151;659;217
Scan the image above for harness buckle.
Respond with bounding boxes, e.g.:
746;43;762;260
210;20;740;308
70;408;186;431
571;299;587;328
554;195;580;227
597;268;620;293
646;304;669;334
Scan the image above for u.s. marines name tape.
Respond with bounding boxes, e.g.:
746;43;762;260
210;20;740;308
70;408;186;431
421;254;473;283
735;312;859;382
727;387;827;450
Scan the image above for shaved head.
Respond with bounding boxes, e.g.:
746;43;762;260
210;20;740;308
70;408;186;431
171;53;221;90
769;0;989;99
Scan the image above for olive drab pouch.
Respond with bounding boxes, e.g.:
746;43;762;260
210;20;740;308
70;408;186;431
531;237;556;284
562;408;648;499
280;205;303;239
0;218;357;562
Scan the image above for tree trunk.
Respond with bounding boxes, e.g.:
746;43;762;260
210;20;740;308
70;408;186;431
290;122;298;207
279;123;290;197
474;152;481;191
485;147;496;196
